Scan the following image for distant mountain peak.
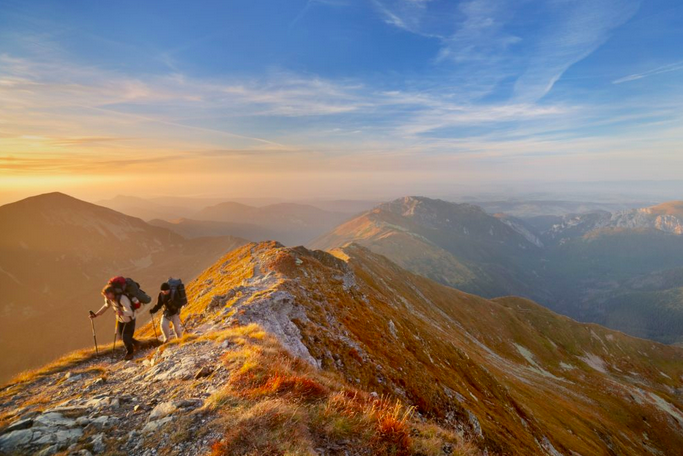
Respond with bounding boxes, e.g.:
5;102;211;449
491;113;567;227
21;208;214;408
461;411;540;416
647;200;683;217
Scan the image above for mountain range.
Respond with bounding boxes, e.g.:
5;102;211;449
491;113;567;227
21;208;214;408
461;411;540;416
2;241;682;455
474;199;653;218
312;196;683;344
190;201;351;245
0;193;248;382
98;196;360;246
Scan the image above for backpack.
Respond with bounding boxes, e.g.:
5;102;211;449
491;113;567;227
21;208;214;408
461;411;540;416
167;277;188;309
108;276;152;310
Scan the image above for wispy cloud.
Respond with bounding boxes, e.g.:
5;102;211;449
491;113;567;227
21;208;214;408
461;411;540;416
290;0;349;28
373;0;641;102
613;60;683;84
512;0;640;102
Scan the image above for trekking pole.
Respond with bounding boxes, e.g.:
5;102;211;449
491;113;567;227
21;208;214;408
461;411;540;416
112;320;118;359
151;314;159;340
89;311;99;356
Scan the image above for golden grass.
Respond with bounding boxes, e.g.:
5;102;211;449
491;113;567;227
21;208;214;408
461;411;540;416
204;325;477;456
3;348;98;389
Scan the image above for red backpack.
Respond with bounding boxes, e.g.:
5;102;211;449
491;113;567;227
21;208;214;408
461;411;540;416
107;276;148;310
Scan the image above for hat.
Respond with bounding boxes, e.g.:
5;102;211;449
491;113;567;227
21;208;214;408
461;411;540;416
160;282;170;291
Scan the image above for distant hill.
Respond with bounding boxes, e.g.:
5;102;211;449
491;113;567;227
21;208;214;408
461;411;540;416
297;199;381;214
534;201;683;245
95;195;192;221
195;201;352;245
0;193;247;381
476;200;650;218
148;217;280;243
313;197;683;344
311;196;546;299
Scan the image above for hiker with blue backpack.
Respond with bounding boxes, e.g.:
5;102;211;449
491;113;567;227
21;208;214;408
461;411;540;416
150;278;188;343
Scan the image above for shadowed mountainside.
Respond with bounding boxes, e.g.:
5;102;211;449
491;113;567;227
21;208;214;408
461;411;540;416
312;196;683;344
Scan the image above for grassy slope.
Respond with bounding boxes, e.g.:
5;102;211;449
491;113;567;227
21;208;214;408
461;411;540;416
312;201;683;344
183;242;683;455
1;326;476;456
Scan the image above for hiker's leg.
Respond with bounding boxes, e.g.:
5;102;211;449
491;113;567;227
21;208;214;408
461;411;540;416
116;320;124;339
121;321;135;355
160;315;173;342
171;314;183;338
129;319;141;348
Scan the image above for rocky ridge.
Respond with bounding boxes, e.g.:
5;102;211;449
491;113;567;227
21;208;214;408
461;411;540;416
2;241;683;455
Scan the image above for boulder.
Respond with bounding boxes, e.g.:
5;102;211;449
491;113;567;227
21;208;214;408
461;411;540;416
142;416;173;434
0;429;33;451
149;401;177;420
3;418;33;432
194;365;214;379
53;428;83;445
34;412;77;428
63;372;83;384
91;432;106;453
90;415;118;429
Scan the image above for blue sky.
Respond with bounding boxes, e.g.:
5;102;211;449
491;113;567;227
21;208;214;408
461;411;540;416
0;0;682;201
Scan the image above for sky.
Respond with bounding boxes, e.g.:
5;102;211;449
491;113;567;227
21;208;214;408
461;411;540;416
1;0;682;204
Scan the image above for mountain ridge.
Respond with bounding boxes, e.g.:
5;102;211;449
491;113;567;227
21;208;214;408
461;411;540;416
3;241;682;455
311;196;683;344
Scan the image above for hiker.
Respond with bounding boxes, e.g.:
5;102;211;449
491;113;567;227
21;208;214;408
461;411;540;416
90;285;141;360
150;281;185;343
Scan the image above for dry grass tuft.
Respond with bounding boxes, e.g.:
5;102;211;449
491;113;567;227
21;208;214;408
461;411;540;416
205;324;476;455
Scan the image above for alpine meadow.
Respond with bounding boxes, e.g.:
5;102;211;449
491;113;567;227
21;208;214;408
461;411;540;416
1;1;683;456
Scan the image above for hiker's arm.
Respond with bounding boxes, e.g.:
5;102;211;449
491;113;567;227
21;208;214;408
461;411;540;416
91;301;109;318
150;293;163;314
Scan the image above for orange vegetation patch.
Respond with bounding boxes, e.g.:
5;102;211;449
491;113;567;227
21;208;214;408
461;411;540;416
206;326;476;456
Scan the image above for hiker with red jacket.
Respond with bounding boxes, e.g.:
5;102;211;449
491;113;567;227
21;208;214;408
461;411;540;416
150;279;187;343
90;285;141;360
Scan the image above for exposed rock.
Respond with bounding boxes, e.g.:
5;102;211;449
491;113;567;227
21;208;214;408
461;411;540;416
91;432;106;453
194;365;214;379
90;415;118;429
142;416;173;434
3;417;33;432
37;443;60;456
63;371;83;383
76;416;90;427
83;396;113;410
176;398;204;409
148;401;177;420
388;320;398;338
0;428;33;451
34;412;77;428
44;405;88;415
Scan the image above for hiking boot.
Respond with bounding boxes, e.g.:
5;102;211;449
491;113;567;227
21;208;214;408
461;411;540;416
124;353;134;361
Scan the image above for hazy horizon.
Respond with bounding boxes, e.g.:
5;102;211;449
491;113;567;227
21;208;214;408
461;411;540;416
3;178;683;209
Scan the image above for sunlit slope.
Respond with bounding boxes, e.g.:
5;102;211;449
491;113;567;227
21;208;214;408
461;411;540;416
182;241;683;455
0;193;247;381
310;196;546;299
